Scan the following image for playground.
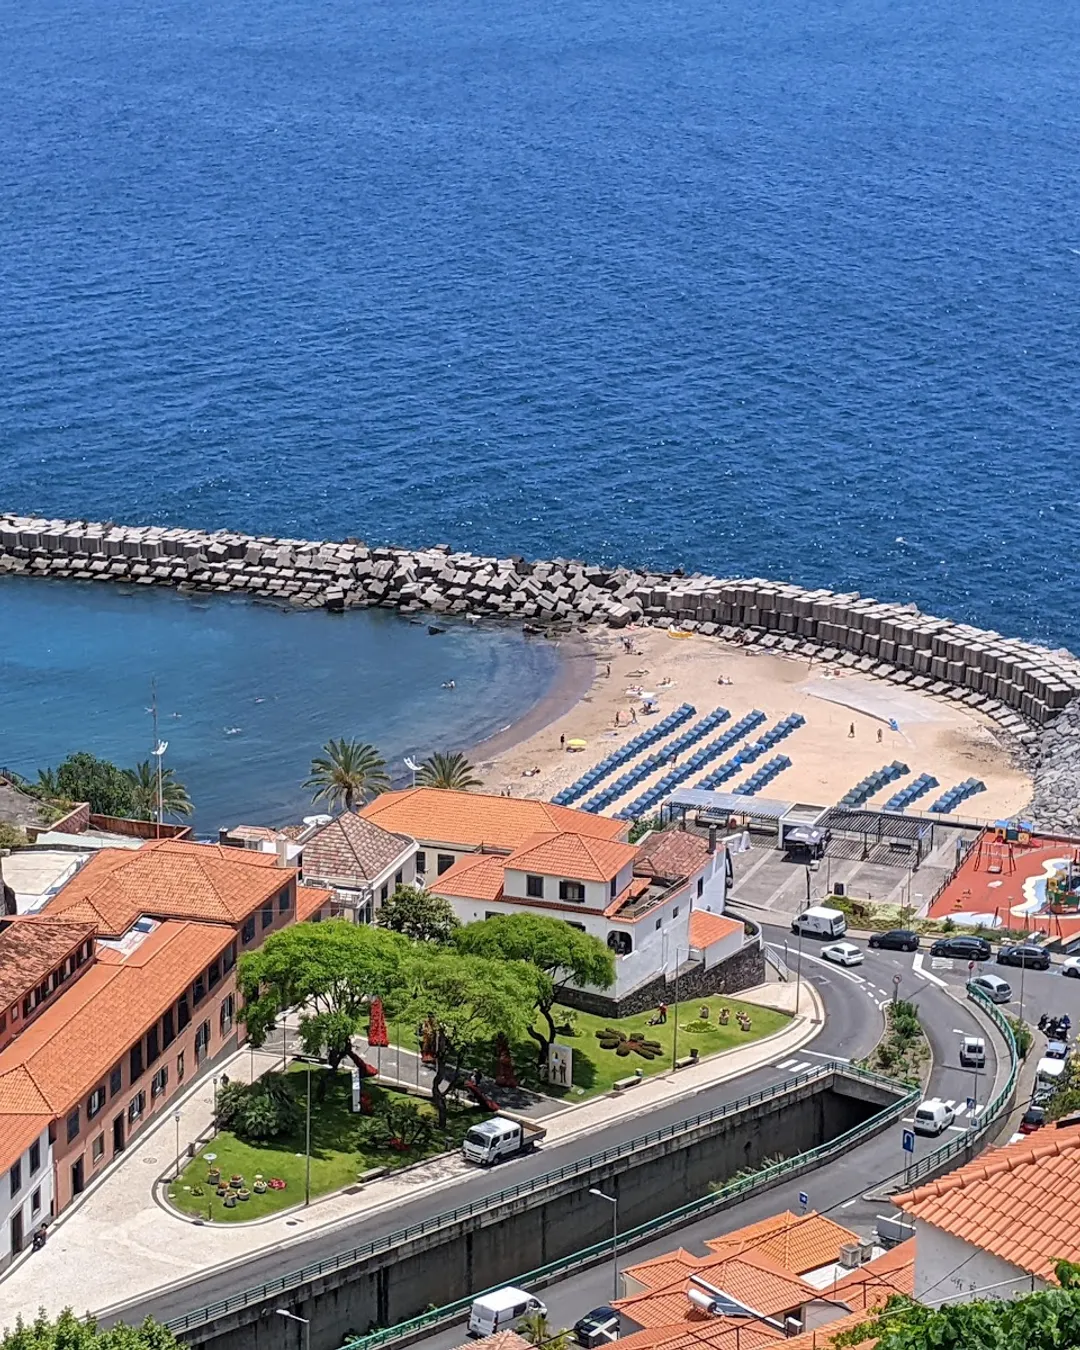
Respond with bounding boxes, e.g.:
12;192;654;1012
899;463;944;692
929;823;1080;941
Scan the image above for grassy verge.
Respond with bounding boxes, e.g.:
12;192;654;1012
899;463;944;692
166;1068;476;1222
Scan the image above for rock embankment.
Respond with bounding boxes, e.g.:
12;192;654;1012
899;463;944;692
3;511;1080;824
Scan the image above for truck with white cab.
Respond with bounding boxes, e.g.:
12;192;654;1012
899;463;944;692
462;1114;547;1166
791;905;847;940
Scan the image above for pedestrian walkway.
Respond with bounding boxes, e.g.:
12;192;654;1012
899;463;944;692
0;982;823;1331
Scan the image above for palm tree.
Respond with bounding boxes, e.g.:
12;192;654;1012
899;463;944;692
305;738;389;811
516;1312;569;1350
34;768;60;800
416;751;483;792
126;760;194;821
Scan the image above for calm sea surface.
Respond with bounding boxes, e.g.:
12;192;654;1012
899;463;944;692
1;0;1079;811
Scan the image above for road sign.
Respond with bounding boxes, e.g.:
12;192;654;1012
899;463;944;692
902;1129;915;1154
969;960;976;972
798;1191;808;1208
893;974;902;986
967;1097;976;1112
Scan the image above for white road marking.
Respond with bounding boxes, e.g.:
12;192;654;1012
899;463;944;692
803;1050;850;1061
951;1028;967;1034
947;1124;967;1133
840;1199;858;1208
776;1059;800;1070
913;953;949;988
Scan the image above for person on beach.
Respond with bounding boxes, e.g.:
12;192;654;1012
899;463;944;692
631;707;638;724
605;663;611;677
848;722;855;738
560;734;565;749
877;727;883;743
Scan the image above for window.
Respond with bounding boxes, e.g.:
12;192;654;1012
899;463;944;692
696;877;704;898
415;851;427;875
193;973;206;1004
66;1108;80;1143
0;1012;5;1035
278;888;290;913
146;1024;160;1065
162;1008;175;1049
92;1135;105;1163
394;869;403;887
655;918;662;931
31;1187;41;1216
261;904;273;930
177;993;191;1031
208;958;221;989
109;1065;123;1098
526;874;544;899
128;1091;146;1123
610;877;618;899
176;1050;185;1083
222;941;237;972
22;995;31;1018
436;854;454;876
220;994;234;1036
673;906;680;918
29;1140;40;1175
607;931;632;956
88;1086;106;1120
565;921;586;932
242;917;256;944
380;882;388;902
10;1004;18;1022
9;1161;21;1197
559;880;585;903
130;1042;143;1080
195;1020;211;1065
151;1066;168;1099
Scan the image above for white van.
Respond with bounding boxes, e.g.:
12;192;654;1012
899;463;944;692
791;906;847;940
913;1098;955;1136
469;1288;546;1337
1034;1057;1067;1101
959;1036;985;1068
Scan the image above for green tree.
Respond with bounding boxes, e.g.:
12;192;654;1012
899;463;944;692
377;885;460;943
238;921;407;1081
53;752;136;817
390;950;542;1127
454;914;614;1067
417;752;483;791
215;1073;301;1142
0;1308;181;1350
516;1312;570;1350
304;739;389;812
33;768;61;800
125;761;194;822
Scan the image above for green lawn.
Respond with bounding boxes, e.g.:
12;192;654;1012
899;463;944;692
166;1068;476;1222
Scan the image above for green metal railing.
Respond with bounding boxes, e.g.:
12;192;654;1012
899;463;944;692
164;1060;902;1333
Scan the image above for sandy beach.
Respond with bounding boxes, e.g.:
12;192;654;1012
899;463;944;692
476;626;1032;823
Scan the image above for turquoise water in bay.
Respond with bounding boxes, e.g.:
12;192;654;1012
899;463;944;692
0;579;559;829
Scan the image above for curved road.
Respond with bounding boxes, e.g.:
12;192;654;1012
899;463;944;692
120;925;1003;1328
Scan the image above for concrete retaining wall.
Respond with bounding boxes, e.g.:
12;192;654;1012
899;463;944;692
3;510;1079;827
562;938;766;1019
171;1071;899;1350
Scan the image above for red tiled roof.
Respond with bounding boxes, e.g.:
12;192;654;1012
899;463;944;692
301;811;413;885
614;1320;781;1350
296;885;333;922
616;1251;816;1327
689;912;743;950
506;831;638;883
0;1114;50;1168
0;917;96;1007
434;853;509;902
828;1241;915;1309
359;787;629;851
636;830;713;881
44;839;290;935
701;1212;860;1276
894;1124;1080;1282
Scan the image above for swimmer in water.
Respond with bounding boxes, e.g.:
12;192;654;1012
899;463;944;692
441;680;456;690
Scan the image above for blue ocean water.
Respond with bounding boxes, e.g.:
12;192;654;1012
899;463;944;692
2;0;1079;649
0;578;560;829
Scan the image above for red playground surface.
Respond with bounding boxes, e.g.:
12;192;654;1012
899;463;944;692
929;829;1080;941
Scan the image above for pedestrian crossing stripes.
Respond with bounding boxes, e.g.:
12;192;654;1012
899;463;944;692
776;1059;814;1074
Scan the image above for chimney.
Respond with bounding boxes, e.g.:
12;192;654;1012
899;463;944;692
276;838;291;869
708;826;717;855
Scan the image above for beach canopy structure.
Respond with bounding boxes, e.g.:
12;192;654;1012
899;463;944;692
816;805;934;864
883;772;939;812
929;778;987;814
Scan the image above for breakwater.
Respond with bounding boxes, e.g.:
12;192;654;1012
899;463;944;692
3;511;1080;830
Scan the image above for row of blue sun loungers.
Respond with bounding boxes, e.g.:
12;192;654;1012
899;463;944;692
552;703;697;806
694;713;806;792
883;773;939;812
929;778;986;813
732;755;793;796
579;707;732;813
839;760;910;809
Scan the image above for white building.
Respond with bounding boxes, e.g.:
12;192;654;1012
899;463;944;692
1;1121;53;1269
297;812;417;923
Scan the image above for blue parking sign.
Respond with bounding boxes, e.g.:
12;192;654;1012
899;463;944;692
902;1129;915;1154
798;1191;808;1208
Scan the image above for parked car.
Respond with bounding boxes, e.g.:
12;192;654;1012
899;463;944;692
913;1098;955;1136
468;1289;546;1338
869;929;920;952
930;935;992;962
791;906;848;940
1019;1105;1046;1134
1062;956;1080;979
574;1308;620;1347
959;1035;986;1068
996;943;1050;970
1046;1039;1071;1061
968;972;1013;1004
822;941;864;967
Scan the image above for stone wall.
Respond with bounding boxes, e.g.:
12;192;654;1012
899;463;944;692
3;508;1079;773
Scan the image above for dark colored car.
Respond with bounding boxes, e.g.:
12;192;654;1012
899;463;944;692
1020;1105;1046;1134
574;1308;620;1347
929;935;992;961
997;943;1050;970
868;929;920;953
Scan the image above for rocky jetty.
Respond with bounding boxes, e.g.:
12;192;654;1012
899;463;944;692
3;511;1080;828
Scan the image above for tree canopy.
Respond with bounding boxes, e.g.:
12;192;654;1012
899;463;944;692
377;885;460;943
389;949;542;1126
417;751;483;791
0;1309;181;1350
454;913;614;1064
238;921;407;1077
304;738;389;811
51;752;136;817
126;760;194;821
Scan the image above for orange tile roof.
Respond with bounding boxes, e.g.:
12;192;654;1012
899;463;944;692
0;920;232;1128
689;912;744;950
769;1308;873;1350
614;1320;782;1350
434;852;509;902
702;1212;860;1276
44;838;289;935
894;1124;1080;1282
635;830;713;881
506;831;639;883
828;1241;915;1310
359;787;629;851
296;885;333;922
616;1252;816;1327
0;1114;50;1168
0;916;96;1007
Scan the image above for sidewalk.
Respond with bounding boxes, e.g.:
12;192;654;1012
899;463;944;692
0;981;823;1330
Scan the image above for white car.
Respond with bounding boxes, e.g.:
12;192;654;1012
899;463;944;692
913;1098;955;1136
822;941;864;967
1063;956;1080;979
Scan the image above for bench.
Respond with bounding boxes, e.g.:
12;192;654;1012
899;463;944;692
612;1072;645;1093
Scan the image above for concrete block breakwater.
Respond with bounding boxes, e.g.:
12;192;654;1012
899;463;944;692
3;511;1080;754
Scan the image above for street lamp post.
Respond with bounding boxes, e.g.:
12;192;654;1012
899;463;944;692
589;1188;619;1302
671;947;684;1072
211;1076;219;1138
275;1309;310;1350
173;1111;182;1180
305;1061;312;1207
